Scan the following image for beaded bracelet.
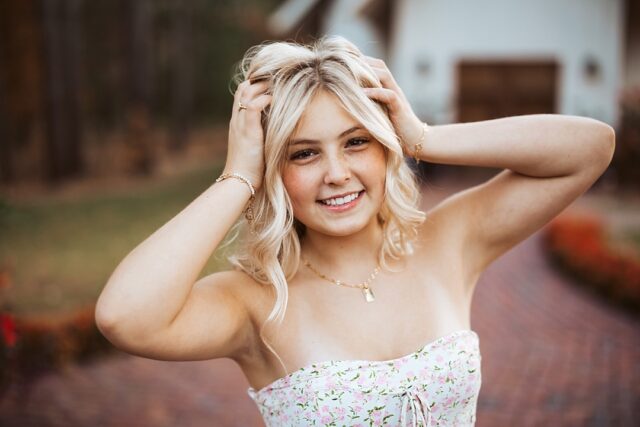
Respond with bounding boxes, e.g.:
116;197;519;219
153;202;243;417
215;173;256;225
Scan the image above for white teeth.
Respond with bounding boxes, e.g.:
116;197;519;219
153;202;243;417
322;192;360;206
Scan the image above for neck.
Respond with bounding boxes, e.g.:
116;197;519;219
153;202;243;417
300;219;384;280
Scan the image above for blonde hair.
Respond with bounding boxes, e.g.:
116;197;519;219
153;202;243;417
223;35;426;376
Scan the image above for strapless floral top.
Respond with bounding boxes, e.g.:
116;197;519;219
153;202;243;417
247;329;482;426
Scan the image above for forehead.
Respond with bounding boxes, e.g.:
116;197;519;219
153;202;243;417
291;90;359;140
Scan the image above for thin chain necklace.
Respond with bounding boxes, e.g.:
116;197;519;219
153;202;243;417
302;257;381;303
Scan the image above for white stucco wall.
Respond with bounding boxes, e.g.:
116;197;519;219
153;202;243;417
387;0;625;127
323;0;386;58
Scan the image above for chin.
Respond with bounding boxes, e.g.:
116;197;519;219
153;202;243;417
311;216;375;237
320;227;363;237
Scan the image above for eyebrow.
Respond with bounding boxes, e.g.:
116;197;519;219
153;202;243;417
288;125;364;146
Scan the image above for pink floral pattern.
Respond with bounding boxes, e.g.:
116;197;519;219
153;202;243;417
247;329;482;426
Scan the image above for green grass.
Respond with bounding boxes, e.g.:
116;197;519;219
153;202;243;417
629;229;640;248
622;228;640;254
606;227;640;260
0;164;238;315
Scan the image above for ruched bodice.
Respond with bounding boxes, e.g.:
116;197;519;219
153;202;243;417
247;329;482;426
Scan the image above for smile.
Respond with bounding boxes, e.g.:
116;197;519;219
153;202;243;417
317;190;364;212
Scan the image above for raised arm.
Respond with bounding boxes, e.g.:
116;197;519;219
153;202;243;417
360;56;615;289
418;114;615;283
95;79;271;361
415;114;615;178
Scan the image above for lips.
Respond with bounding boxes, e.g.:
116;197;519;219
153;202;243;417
316;190;364;211
317;190;363;203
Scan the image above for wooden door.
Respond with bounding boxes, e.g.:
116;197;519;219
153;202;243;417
455;60;558;123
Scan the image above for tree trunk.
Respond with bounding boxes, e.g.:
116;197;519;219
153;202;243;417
0;17;11;184
123;0;154;176
40;0;83;185
169;0;195;153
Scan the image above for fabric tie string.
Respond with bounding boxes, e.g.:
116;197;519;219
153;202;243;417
399;388;433;426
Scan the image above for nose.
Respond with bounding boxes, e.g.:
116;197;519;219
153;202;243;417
323;152;351;185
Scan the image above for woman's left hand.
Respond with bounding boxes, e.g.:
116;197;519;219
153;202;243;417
362;55;428;156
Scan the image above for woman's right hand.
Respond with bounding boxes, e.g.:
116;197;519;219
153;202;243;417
223;79;272;192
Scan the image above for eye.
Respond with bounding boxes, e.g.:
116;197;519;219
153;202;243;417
347;137;370;147
289;138;370;161
290;149;315;160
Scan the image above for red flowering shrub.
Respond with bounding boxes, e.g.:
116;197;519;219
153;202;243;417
1;313;17;347
0;303;116;395
0;312;18;395
543;212;640;313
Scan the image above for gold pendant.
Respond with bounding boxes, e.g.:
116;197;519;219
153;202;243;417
362;286;375;303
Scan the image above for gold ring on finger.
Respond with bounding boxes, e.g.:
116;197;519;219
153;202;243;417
238;102;248;112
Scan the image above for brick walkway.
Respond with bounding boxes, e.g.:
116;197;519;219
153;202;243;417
1;178;639;426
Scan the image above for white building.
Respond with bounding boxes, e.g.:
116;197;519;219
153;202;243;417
268;0;636;128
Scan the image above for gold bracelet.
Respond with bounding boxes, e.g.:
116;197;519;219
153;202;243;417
215;173;256;223
412;122;429;164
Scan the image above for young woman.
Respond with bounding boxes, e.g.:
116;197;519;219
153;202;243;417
95;35;615;426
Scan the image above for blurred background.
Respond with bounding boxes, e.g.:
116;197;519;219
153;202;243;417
0;0;639;426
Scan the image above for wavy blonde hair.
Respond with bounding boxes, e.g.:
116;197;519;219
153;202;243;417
222;35;426;376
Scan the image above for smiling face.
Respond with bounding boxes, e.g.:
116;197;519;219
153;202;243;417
282;89;387;237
